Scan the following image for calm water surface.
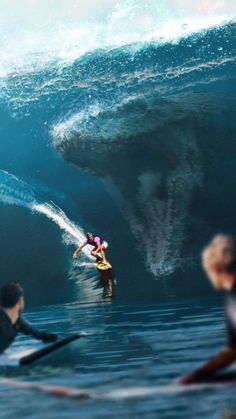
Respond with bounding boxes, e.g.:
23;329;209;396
1;298;236;418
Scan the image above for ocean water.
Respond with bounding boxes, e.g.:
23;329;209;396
0;298;234;419
0;0;236;417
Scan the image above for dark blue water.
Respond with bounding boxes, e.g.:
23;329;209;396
0;7;236;417
1;298;234;418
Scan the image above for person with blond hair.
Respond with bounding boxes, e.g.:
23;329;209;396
179;234;236;384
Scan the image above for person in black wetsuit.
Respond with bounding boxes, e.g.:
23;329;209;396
179;234;236;384
0;282;58;355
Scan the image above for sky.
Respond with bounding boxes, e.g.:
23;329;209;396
0;0;235;26
0;0;235;76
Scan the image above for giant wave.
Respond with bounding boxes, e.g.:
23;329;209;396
52;21;236;278
0;14;235;301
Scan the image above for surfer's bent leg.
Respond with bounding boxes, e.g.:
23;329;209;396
91;246;101;262
91;242;108;264
101;241;108;264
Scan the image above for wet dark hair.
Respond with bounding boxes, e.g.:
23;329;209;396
0;282;24;308
86;232;93;237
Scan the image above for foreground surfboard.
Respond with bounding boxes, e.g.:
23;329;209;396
1;372;236;400
0;333;87;367
20;333;84;366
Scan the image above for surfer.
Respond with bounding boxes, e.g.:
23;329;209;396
73;232;108;265
179;234;236;384
0;282;58;355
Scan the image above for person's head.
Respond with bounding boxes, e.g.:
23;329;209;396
86;232;94;241
0;282;24;311
202;234;236;290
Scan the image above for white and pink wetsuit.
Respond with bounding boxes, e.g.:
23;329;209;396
83;236;108;249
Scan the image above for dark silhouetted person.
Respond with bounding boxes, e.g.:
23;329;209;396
0;282;58;356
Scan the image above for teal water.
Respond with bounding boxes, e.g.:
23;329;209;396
1;297;234;418
0;19;235;301
0;3;235;417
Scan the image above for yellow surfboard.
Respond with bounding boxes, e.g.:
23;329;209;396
95;260;112;271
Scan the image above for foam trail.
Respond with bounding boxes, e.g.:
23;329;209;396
0;170;92;259
0;169;37;208
32;202;85;245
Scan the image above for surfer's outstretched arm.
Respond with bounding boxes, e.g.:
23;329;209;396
73;242;86;258
18;317;58;343
179;235;236;385
179;346;236;384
